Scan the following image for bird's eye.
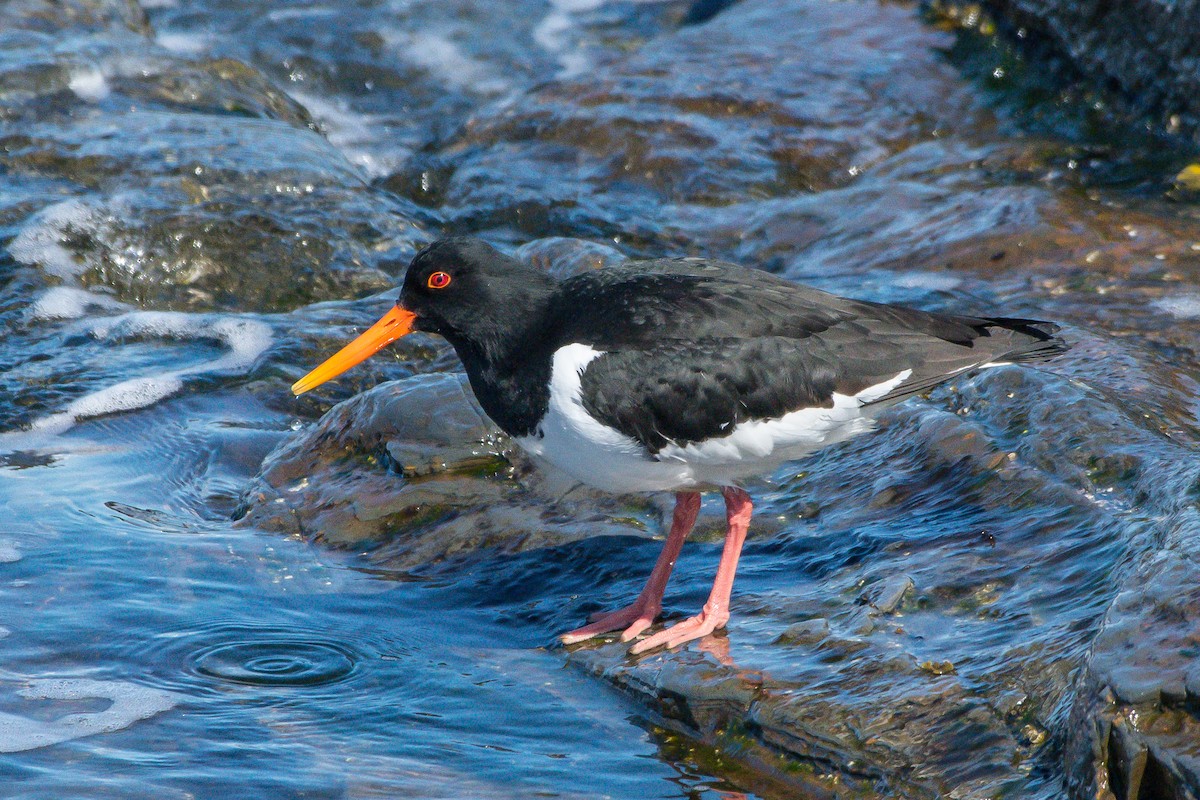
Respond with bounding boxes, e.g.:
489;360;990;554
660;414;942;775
427;271;452;289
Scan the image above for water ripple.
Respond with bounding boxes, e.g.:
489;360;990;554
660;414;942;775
140;623;365;696
191;640;356;688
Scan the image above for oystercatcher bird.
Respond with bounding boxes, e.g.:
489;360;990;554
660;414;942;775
293;238;1066;653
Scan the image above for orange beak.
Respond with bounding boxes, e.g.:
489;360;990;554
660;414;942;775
291;305;418;395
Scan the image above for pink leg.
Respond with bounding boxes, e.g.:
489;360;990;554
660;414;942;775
560;492;701;645
630;487;752;655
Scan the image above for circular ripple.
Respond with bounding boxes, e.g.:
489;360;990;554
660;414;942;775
191;640;356;688
132;623;367;695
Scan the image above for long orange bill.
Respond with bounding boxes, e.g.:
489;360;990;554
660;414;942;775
291;305;418;395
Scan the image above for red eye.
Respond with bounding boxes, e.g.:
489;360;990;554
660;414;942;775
427;271;452;289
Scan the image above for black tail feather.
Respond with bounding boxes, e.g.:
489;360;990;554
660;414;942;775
862;316;1068;407
984;317;1070;364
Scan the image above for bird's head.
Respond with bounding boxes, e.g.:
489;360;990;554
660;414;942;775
291;237;554;395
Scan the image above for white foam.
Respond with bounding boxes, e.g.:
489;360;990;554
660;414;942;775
1153;294;1200;319
533;11;581;77
554;51;591;78
21;312;272;436
68;67;110;102
533;0;605;78
0;678;177;753
893;272;962;292
155;31;211;54
534;9;572;51
0;628;9;640
388;31;510;95
202;318;275;372
0;540;20;563
31;376;185;436
89;313;272;375
288;91;408;178
266;6;336;21
9;199;109;280
29;287;132;321
555;0;604;10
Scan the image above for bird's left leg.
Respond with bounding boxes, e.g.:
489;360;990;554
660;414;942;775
630;486;751;654
560;491;701;645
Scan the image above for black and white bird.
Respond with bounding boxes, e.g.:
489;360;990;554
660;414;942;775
292;237;1067;653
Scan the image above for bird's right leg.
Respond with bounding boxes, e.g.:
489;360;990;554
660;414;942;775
560;491;701;645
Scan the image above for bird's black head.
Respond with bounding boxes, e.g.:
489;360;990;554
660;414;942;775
399;237;556;355
291;236;558;395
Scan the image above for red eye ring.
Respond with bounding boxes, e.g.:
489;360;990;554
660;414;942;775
427;271;452;289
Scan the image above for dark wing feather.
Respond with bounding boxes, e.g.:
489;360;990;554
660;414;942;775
556;260;1065;451
580;338;841;451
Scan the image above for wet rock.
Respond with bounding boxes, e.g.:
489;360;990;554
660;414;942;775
773;618;829;647
147;0;703;179
238;372;502;544
1064;549;1200;800
570;634;1027;799
0;0;428;312
0;0;150;36
863;574;915;616
972;0;1200;141
430;0;988;246
237;373;654;567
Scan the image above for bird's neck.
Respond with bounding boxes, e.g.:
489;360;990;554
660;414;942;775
447;278;555;367
444;282;558;438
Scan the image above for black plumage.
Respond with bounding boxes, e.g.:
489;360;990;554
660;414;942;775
398;241;1064;451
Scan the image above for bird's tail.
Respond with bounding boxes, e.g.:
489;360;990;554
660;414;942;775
983;318;1070;364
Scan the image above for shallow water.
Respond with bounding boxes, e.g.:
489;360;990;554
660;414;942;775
3;0;1200;797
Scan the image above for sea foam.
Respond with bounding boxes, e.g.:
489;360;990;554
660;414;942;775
0;540;20;563
288;90;407;178
8;199;109;280
25;312;272;437
387;30;510;95
9;196;273;440
155;31;211;54
1153;294;1200;319
68;67;111;102
30;287;132;321
0;677;177;753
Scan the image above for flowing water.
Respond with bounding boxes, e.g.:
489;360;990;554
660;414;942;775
3;1;1200;798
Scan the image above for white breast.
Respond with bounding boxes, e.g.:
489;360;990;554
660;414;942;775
513;343;911;494
514;344;693;493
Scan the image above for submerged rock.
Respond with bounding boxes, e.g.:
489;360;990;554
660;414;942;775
426;0;987;247
1065;548;1200;800
237;372;656;568
0;0;429;312
975;0;1200;142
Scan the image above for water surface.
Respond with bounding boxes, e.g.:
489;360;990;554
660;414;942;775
3;0;1200;797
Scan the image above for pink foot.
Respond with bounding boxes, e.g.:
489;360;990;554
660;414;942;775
559;492;701;647
628;486;753;655
559;599;660;645
628;602;730;654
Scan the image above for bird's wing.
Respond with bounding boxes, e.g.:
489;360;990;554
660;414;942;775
574;334;905;453
554;260;855;343
558;263;1063;452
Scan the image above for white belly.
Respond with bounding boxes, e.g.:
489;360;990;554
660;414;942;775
513;343;909;494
